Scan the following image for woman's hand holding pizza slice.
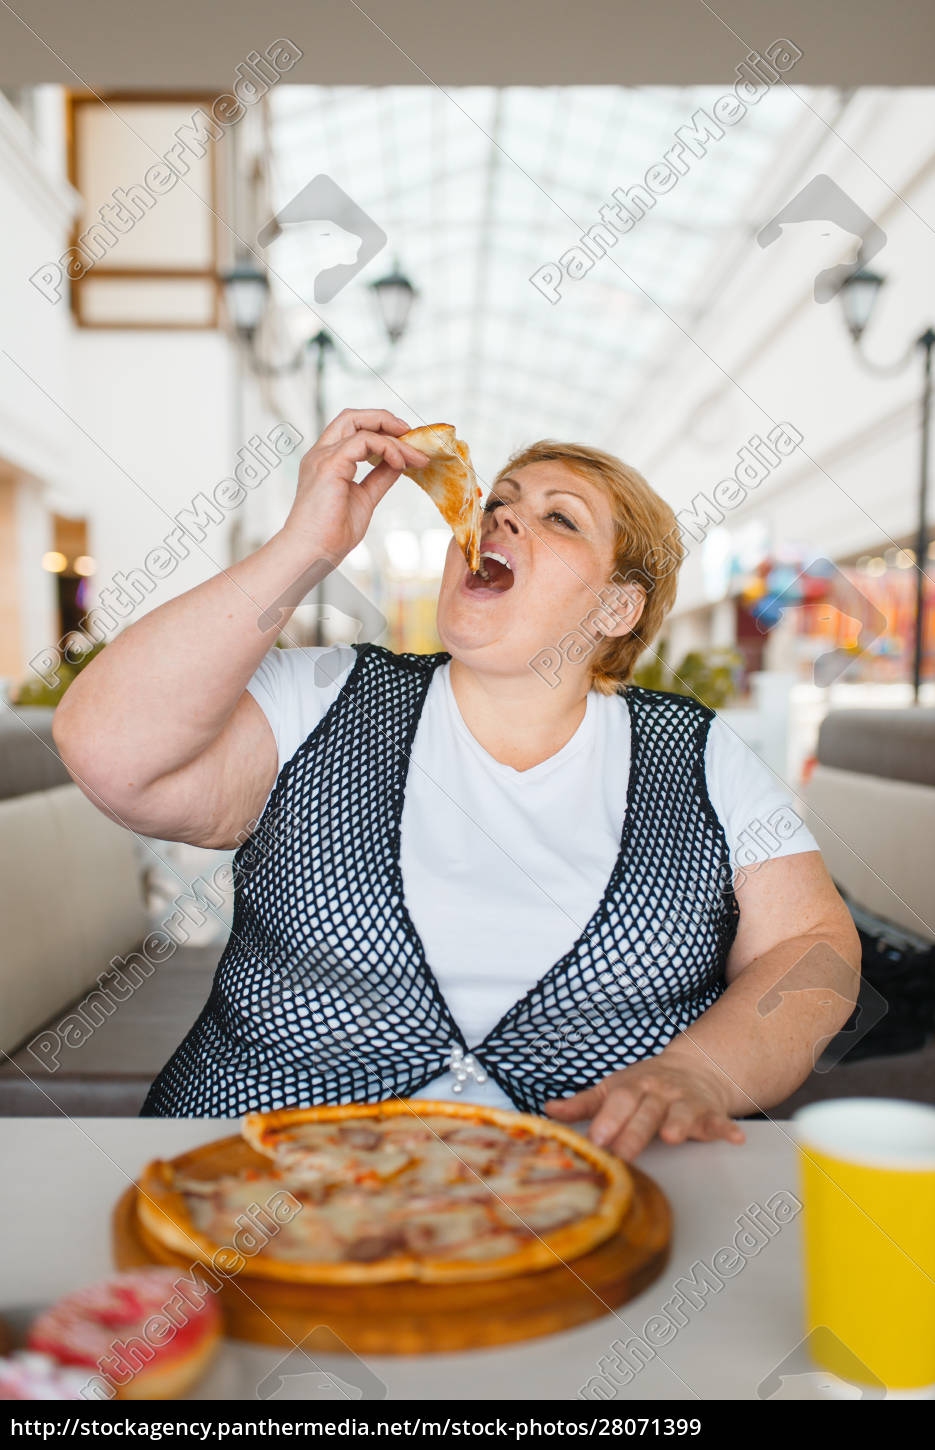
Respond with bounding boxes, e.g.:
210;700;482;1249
283;407;430;562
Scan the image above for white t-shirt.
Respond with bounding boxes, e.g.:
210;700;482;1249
245;646;819;1109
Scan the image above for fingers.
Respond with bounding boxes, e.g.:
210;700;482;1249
358;458;403;509
578;1077;746;1162
333;430;429;479
550;1064;745;1161
591;1090;670;1162
657;1098;701;1145
659;1099;745;1147
543;1085;603;1120
317;408;412;448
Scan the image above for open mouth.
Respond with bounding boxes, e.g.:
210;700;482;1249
465;550;515;594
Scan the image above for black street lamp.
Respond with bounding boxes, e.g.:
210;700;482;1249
838;268;935;702
369;264;418;344
219;257;418;432
219;263;270;343
219;256;418;644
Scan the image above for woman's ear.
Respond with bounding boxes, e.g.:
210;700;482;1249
590;580;647;639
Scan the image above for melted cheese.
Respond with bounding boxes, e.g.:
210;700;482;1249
182;1116;603;1266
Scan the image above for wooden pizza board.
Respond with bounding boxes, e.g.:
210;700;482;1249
112;1137;671;1355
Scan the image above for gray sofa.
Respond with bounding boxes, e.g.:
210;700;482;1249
767;705;935;1116
0;707;216;1115
0;703;932;1117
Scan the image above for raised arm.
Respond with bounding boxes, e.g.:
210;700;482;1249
51;410;428;850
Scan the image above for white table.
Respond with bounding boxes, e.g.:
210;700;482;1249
0;1118;816;1401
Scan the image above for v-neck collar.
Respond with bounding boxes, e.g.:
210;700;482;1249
437;661;598;781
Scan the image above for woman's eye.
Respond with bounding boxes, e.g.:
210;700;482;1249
483;497;503;514
547;510;577;531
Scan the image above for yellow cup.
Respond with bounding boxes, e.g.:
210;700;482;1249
794;1098;935;1392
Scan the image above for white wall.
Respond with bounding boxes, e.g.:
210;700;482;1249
67;330;237;615
0;88;81;674
0;88;78;491
0;86;305;677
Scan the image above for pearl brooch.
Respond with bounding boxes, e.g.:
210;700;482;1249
446;1043;488;1093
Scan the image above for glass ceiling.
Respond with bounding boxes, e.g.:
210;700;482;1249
262;85;803;536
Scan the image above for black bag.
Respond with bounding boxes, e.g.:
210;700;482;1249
823;889;935;1064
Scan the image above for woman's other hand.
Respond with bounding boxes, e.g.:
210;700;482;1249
284;408;429;561
544;1053;746;1162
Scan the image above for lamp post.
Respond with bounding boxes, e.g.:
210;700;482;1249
369;264;419;344
219;256;418;643
219;257;418;433
219;263;270;344
838;268;934;703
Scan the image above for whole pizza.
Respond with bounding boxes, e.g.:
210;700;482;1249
137;1100;633;1284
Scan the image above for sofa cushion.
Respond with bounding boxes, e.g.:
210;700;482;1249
817;707;935;787
0;708;71;799
0;944;217;1115
0;783;149;1054
804;764;935;942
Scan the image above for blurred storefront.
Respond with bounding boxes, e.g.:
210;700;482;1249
730;542;934;689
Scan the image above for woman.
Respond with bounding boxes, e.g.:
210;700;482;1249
53;409;860;1160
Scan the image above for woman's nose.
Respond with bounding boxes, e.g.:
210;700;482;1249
493;506;521;536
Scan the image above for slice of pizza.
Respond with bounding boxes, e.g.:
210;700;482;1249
135;1100;634;1286
398;424;483;573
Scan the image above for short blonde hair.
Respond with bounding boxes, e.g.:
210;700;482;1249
492;440;685;692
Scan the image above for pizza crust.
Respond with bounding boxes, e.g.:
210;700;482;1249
137;1101;632;1286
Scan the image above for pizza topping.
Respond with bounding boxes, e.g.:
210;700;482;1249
399;1204;490;1256
268;1123;413;1187
494;1177;604;1234
268;1216;344;1264
447;1228;536;1261
403;1185;492;1213
524;1166;604;1185
166;1106;623;1276
442;1125;510;1149
337;1123;382;1151
344;1229;406;1262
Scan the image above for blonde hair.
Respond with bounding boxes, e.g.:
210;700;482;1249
492;440;685;693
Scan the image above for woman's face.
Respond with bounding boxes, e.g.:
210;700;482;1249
436;460;638;679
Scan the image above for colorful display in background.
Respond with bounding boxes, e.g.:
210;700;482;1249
736;554;932;683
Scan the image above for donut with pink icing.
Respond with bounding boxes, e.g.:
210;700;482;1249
28;1268;221;1400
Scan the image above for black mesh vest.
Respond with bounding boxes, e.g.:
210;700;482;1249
142;643;740;1117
